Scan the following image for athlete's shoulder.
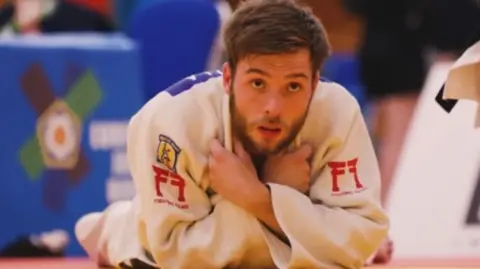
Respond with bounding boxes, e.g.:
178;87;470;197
311;78;360;117
163;70;224;98
141;70;224;120
302;79;361;140
130;71;225;137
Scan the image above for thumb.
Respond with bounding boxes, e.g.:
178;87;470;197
293;144;313;159
210;139;226;158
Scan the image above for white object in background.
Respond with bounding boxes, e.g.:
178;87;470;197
387;62;480;259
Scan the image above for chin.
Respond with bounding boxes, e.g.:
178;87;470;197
254;143;282;155
246;136;282;155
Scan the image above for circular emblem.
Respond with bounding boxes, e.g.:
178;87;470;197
37;100;81;169
43;111;77;161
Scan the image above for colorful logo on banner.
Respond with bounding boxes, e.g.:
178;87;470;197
18;63;102;212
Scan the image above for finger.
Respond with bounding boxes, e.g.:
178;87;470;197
207;154;215;171
233;138;251;162
210;139;226;158
208;153;214;166
294;144;313;159
207;154;219;180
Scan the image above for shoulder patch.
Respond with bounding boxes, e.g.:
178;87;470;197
156;135;181;172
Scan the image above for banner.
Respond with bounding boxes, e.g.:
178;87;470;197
0;35;143;255
388;62;480;259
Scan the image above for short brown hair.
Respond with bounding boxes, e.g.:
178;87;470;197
223;0;331;74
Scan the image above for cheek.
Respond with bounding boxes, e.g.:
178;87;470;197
235;85;257;103
283;95;310;121
233;87;259;115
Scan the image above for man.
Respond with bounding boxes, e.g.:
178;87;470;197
75;0;389;268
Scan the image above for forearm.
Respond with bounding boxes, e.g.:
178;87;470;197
245;185;288;242
268;183;389;268
146;200;257;268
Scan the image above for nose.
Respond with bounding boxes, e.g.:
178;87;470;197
264;93;283;117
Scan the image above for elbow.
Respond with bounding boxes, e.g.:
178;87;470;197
145;221;199;266
365;217;389;250
322;213;390;269
351;208;390;262
330;217;389;269
368;205;390;240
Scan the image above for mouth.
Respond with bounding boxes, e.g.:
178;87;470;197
257;126;282;138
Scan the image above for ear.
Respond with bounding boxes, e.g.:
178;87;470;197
222;62;233;95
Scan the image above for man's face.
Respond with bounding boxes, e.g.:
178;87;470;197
222;49;319;155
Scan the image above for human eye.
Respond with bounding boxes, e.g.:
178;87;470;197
250;79;265;89
288;82;302;92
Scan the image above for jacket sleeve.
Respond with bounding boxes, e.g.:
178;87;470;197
127;94;260;269
263;103;389;269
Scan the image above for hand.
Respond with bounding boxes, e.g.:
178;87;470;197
208;139;268;210
371;238;394;265
262;144;313;194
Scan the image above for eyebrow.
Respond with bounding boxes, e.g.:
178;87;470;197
246;68;270;76
285;72;309;80
245;68;308;80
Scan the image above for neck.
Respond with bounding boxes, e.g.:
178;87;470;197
251;154;267;180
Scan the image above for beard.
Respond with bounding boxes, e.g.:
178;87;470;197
229;90;310;156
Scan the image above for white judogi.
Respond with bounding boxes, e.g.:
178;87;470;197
76;72;389;269
443;41;480;126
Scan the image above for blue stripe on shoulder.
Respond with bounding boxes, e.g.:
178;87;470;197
165;70;222;97
319;77;332;83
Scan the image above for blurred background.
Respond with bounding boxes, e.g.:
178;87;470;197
0;0;479;264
